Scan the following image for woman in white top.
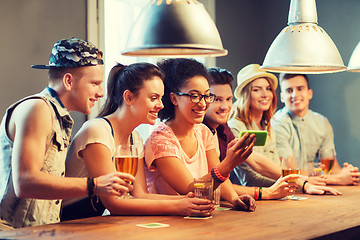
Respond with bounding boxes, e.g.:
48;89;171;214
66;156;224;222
62;63;214;221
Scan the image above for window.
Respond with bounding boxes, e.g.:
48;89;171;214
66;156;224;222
88;0;216;140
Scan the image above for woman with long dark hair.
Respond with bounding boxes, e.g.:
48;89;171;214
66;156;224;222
144;58;257;211
62;63;213;220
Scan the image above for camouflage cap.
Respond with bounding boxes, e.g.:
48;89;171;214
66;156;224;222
31;37;103;69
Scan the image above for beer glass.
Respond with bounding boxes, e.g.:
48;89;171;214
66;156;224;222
308;161;323;177
319;148;335;175
281;156;300;200
115;144;139;198
213;187;221;208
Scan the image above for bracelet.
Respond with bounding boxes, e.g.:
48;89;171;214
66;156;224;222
211;167;224;183
302;180;309;194
87;177;96;197
213;164;230;181
254;187;259;200
259;187;262;200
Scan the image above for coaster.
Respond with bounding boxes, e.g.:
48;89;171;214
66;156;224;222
184;216;213;220
136;223;170;228
215;207;231;211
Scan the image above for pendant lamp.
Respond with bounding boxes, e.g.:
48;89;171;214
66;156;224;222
261;0;346;74
121;0;227;58
348;41;360;72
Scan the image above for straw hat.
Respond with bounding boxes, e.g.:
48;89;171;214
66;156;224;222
234;64;278;99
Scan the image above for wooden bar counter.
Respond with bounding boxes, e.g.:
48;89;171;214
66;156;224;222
0;185;359;240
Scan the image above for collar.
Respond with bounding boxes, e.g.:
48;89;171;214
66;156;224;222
286;108;310;123
41;87;72;121
46;87;65;108
202;119;217;135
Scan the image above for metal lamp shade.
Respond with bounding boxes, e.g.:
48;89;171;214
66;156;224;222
348;41;360;72
261;0;346;74
122;0;227;57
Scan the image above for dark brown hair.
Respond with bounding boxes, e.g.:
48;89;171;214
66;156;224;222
98;63;164;117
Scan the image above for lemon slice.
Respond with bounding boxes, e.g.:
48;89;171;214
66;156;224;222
194;183;206;188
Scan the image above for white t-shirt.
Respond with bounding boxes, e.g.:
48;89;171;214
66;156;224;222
63;118;144;206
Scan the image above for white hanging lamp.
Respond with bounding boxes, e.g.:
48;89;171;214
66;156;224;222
261;0;346;74
347;41;360;72
122;0;227;58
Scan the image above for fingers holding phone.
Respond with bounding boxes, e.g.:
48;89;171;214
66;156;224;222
227;133;255;167
239;130;268;146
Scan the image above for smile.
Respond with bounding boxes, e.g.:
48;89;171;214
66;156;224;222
89;99;96;106
216;111;228;117
193;109;205;116
291;99;301;104
149;111;159;118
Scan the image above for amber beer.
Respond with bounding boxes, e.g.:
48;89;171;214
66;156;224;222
282;169;300;182
115;157;138;177
321;159;335;174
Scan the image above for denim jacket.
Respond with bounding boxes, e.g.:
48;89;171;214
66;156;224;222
0;88;73;228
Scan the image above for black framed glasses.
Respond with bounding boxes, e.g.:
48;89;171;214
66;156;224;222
176;92;216;104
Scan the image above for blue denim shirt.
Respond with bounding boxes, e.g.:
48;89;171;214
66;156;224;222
272;107;335;170
0;88;73;228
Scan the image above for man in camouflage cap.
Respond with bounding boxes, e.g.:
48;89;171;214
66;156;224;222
32;37;104;69
0;38;134;229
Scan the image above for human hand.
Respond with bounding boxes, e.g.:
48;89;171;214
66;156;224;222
94;172;135;197
226;133;256;168
177;192;214;217
343;163;360;185
343;162;359;173
305;183;342;195
232;194;256;212
343;162;357;170
307;176;327;186
333;166;360;185
263;174;298;199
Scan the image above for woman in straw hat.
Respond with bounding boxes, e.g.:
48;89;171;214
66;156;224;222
228;64;281;187
227;64;342;196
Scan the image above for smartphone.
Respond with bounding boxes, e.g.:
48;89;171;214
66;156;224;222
239;130;268;146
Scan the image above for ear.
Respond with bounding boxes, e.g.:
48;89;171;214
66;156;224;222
123;89;134;105
280;92;285;103
63;73;73;91
308;89;313;100
170;92;178;106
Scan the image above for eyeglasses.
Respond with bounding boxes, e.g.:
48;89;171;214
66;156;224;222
175;92;216;104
